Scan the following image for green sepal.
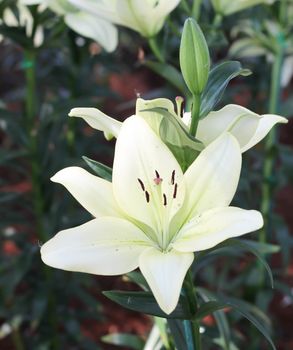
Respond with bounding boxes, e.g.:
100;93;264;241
140;107;204;171
103;290;193;319
200;61;252;118
180;18;210;95
82;156;112;181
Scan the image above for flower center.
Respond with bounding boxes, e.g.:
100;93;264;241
137;169;179;250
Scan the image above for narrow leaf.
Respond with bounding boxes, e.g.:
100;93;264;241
101;333;144;350
82;156;112;181
144;60;189;94
103;290;192;319
195;301;230;320
200;61;251;118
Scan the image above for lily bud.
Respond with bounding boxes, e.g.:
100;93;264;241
180;18;210;96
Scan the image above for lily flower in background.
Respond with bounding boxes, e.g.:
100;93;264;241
0;1;44;47
211;0;276;16
41;116;263;314
68;0;181;38
20;0;118;52
69;98;287;152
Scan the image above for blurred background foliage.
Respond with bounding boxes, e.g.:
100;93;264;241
0;0;292;349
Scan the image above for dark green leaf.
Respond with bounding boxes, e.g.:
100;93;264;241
220;239;275;288
102;333;144;350
200;61;251;117
167;319;187;350
82;156;112;181
195;301;230;320
198;288;276;350
103;290;192;319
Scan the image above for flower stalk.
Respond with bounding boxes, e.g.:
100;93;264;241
189;94;201;137
260;33;285;246
148;36;164;63
183;270;202;350
24;49;59;349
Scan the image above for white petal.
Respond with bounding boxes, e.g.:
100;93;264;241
196;104;287;152
240;114;288;152
51;166;121;218
139;247;194;314
182;133;241;219
116;0;180;37
135;97;177;135
173;207;263;252
41;217;151;275
64;11;118;52
69;107;122;140
113;116;185;244
281;56;293;88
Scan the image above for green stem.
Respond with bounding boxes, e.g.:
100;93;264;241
24;50;59;349
192;0;202;21
148;37;164;63
259;36;284;246
24;50;46;243
189;94;201;136
183;270;202;350
11;328;25;350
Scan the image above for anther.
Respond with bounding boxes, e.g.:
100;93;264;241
163;193;167;206
145;191;150;203
154;170;163;185
171;170;175;185
137;178;145;191
173;183;178;199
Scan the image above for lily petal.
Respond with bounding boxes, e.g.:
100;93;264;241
113;116;185;241
182;133;241;219
51;166;121;218
64;11;118;52
196;104;287;152
69;107;122;140
136;97;177;135
139;247;194;314
41;217;151;275
173;207;263;252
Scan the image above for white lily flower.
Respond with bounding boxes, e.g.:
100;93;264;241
19;0;118;52
41;116;263;314
1;2;44;47
69;99;287;153
68;0;181;38
211;0;276;16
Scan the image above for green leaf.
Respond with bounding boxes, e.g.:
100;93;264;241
103;290;192;319
144;60;188;94
195;301;230;320
167;319;187;350
220;239;275;288
200;61;252;118
125;271;149;291
198;288;276;350
101;333;144;350
82;156;112;181
196;289;231;350
140;107;203;171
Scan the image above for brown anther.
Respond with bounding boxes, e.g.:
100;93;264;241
145;191;150;203
173;183;178;199
163;194;167;206
154;170;163;185
137;178;145;191
171;170;175;185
